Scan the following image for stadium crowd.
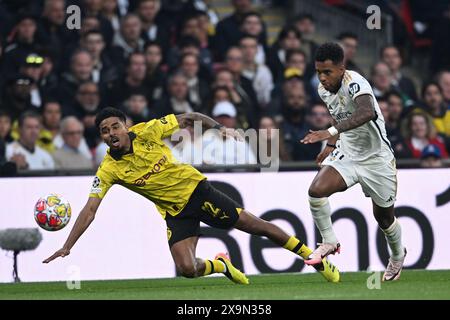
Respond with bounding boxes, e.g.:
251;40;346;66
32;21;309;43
0;0;449;175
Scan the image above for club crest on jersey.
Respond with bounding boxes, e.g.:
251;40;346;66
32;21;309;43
348;82;360;97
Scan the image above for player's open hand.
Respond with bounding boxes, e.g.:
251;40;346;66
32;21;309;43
300;130;332;144
219;127;244;141
43;248;70;263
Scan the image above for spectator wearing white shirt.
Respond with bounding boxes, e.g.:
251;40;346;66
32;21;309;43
52;117;94;170
6;111;55;170
240;34;274;108
203;101;256;165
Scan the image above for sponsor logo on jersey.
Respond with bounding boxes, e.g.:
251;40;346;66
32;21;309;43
348;82;360;97
134;155;168;186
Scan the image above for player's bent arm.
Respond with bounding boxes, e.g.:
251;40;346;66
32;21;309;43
334;94;376;133
62;197;102;250
176;112;222;130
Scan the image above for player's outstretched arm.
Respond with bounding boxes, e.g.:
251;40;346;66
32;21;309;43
43;197;102;263
334;94;376;133
175;112;243;140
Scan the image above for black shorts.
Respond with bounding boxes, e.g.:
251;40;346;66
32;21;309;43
165;180;243;247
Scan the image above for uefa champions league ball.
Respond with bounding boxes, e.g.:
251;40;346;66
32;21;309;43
34;194;72;231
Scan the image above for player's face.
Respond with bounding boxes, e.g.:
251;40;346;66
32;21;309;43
99;117;129;151
315;60;344;93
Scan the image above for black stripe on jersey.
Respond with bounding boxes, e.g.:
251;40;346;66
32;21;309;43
339;155;344;160
371;114;395;155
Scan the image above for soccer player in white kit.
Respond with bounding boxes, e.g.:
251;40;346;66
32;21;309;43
301;43;406;281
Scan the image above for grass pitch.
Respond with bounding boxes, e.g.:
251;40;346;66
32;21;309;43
1;270;449;300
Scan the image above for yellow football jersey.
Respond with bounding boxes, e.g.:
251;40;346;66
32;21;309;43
89;114;206;218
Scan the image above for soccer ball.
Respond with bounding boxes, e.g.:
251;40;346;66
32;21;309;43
34;194;72;231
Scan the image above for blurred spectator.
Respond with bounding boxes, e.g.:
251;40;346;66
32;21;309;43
6;111;55;170
225;47;259;111
81;0;114;47
2;74;36;121
380;45;418;103
268;25;302;83
179;53;210;112
40;0;72;68
112;14;144;63
19;53;44;108
239;12;268;65
290;13;318;63
156;72;195;114
38;99;62;153
402;112;448;159
107;52;148;106
68;81;102;149
2;13;44;78
420;144;444;168
420;82;450;138
371;61;395;99
58;49;94;107
200;100;256;165
214;67;256;129
52;116;94;170
279;80;310;161
385;91;412;158
435;70;450;109
240;35;274;107
101;0;122;34
137;0;170;57
378;96;390;123
143;41;166;101
121;90;156;123
214;0;266;61
293;102;332;161
0;111;13;143
257;115;291;165
337;32;364;76
80;30;118;87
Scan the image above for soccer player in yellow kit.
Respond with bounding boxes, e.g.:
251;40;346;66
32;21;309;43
44;107;340;283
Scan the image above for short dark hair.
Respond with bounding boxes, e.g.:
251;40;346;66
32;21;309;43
286;49;306;62
95;107;127;129
315;42;344;65
18;110;41;128
337;32;358;41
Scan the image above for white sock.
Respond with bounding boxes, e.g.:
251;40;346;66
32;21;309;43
309;196;338;244
382;218;404;261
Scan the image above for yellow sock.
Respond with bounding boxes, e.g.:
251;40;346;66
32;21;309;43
203;259;226;276
283;236;313;259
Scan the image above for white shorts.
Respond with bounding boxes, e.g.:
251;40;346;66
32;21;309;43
321;148;397;208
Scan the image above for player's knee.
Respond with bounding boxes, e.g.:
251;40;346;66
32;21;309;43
177;261;198;278
308;183;327;198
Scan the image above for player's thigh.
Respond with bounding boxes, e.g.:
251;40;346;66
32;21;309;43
194;181;242;229
358;157;397;208
310;153;356;197
166;214;200;249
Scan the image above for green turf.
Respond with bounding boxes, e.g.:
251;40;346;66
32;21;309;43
1;270;449;300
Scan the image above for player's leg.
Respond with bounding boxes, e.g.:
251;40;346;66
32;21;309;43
167;182;249;284
305;160;357;265
373;202;406;281
360;157;406;281
234;209;340;282
169;235;228;278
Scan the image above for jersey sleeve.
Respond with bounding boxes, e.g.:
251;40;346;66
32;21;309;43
144;114;180;140
88;164;115;199
347;74;373;101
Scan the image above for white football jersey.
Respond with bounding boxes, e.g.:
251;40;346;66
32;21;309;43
318;70;394;161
